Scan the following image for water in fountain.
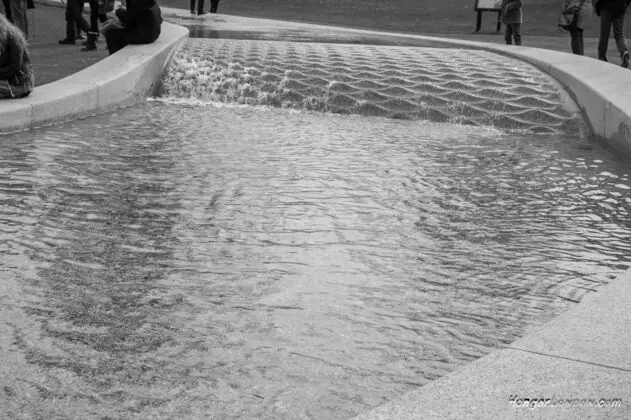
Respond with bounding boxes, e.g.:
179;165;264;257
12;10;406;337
161;39;586;135
1;39;629;420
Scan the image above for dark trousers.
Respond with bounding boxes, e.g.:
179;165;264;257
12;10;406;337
104;28;128;55
569;26;584;55
598;10;628;61
65;0;98;38
190;0;204;13
504;23;521;45
210;0;219;12
1;0;12;21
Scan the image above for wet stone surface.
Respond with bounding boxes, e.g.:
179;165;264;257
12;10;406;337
1;103;630;419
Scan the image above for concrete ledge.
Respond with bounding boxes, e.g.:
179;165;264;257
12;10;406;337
0;22;188;133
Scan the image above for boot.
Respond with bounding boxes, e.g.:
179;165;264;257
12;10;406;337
81;32;98;51
59;20;76;44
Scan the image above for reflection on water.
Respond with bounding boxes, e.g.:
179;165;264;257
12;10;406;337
1;103;630;419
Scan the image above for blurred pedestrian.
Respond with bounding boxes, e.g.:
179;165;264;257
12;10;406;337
209;0;219;13
594;0;631;67
0;12;33;99
558;0;590;55
190;0;206;15
500;0;523;45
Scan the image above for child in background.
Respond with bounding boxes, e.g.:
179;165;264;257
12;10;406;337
500;0;523;45
559;0;590;55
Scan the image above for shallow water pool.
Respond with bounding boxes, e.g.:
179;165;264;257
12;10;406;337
1;102;630;419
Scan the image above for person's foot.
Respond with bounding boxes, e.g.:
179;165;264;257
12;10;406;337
58;38;75;45
81;44;97;51
190;9;195;13
197;10;207;15
622;51;630;68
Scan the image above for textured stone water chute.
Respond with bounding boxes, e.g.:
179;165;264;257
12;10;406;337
161;38;585;134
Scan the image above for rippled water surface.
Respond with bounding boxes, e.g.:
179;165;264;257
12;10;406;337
1;102;631;419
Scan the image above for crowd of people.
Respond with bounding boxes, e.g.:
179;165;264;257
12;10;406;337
2;0;631;100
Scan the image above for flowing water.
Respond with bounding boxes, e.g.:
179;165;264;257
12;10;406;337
1;41;630;419
162;39;586;135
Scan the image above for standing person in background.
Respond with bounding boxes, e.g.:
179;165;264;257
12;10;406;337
209;0;219;13
594;0;631;67
190;0;206;15
559;0;590;55
500;0;523;45
0;12;33;98
59;0;100;51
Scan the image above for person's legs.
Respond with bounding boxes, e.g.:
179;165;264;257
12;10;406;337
512;23;521;45
2;0;13;22
190;0;195;13
504;24;513;45
598;10;613;61
60;0;77;43
611;12;629;66
76;0;84;39
569;26;583;55
210;0;219;13
196;0;205;14
104;28;128;55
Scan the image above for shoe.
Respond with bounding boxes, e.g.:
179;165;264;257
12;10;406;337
58;38;75;45
197;10;207;15
81;32;98;51
622;51;630;68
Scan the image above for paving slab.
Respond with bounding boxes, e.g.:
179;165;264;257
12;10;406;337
354;348;630;420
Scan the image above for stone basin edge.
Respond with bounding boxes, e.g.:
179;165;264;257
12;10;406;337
0;20;189;133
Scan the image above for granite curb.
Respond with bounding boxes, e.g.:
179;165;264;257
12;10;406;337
0;21;188;132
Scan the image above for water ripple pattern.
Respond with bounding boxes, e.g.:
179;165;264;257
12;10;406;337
1;103;630;419
161;39;585;135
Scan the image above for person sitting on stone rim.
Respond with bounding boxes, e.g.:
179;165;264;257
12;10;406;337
594;0;631;67
0;12;33;99
103;0;162;55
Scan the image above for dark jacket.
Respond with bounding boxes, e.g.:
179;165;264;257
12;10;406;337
115;0;162;44
500;0;523;24
0;31;33;91
595;0;631;16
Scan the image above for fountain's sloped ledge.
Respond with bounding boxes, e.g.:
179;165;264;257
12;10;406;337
0;22;188;133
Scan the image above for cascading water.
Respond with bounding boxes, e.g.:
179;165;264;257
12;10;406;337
161;39;585;135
